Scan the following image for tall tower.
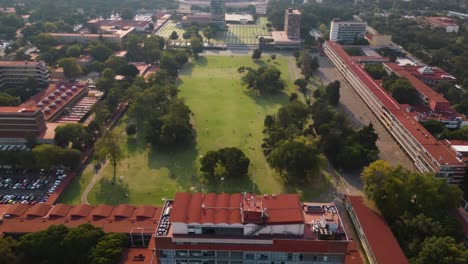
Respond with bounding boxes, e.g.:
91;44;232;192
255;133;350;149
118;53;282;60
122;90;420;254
284;8;301;39
210;0;226;28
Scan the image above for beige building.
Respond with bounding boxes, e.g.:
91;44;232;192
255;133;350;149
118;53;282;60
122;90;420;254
0;60;49;89
366;34;392;46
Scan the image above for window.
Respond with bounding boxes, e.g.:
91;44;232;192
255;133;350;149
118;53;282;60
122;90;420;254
231;251;243;259
245;253;254;260
202;251;215;257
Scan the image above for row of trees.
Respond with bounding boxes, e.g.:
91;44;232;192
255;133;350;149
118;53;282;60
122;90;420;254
0;145;81;169
381;75;420;106
0;224;127;264
361;161;468;262
262;96;323;182
294;49;319;80
311;81;379;170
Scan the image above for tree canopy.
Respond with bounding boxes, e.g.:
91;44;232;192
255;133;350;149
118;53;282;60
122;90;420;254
200;147;250;181
238;65;285;94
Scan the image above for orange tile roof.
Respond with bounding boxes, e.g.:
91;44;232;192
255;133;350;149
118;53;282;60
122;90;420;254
171;192;304;225
49;204;72;217
26;204;52;217
5;204;29;217
345;196;408;264
113;204;136;218
69;204;94;217
92;204;114;218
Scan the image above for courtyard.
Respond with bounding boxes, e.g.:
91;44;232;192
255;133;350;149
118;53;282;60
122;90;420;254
59;55;331;206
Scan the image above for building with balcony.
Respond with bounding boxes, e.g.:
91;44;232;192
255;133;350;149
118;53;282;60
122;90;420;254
155;192;362;264
0;107;47;144
0;60;49;89
329;19;367;44
323;41;466;183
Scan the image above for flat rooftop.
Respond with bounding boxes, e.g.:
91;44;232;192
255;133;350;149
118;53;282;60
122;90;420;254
158;192;348;241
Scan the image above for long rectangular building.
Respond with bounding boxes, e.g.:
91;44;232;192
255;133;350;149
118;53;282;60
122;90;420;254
155;192;362;264
0;60;49;89
323;41;466;183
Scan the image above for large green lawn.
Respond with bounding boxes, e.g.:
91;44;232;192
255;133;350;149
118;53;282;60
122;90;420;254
60;55;330;206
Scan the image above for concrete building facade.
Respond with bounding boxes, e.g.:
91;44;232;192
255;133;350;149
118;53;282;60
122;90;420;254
329;19;367;44
0;60;49;89
210;0;226;28
284;8;301;39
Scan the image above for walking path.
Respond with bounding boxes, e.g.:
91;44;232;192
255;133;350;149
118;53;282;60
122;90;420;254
80;161;108;204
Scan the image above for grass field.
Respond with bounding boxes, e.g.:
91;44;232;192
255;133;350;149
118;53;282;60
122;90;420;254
155;17;271;46
60;55;330;206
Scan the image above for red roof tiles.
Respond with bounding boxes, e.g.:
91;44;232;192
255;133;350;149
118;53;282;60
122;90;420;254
345;196;408;264
171;192;304;225
113;204;135;218
26;204;52;217
134;206;156;219
69;204;93;217
49;204;72;217
6;204;29;217
92;204;114;218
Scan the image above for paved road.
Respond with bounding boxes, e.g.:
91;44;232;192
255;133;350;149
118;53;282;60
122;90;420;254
315;55;415;194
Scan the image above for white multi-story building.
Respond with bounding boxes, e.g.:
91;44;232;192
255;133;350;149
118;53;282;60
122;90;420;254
0;60;49;89
329;19;367;44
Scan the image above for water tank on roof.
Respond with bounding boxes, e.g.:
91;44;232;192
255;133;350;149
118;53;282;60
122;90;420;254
55;98;62;103
71;86;77;90
44;107;51;112
60;94;67;98
54;89;61;94
66;89;73;94
36;102;43;107
60;85;66;90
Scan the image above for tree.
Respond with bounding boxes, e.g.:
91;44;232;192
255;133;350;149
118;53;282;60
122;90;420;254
66;45;81;58
200;147;250;181
89;233;127;264
267;141;322;179
414;236;468;264
240;65;285;94
62;223;105;264
454;100;468;116
17;224;69;264
170;31;179;44
58;58;82;78
126;124;137;136
120;8;135;20
252;49;262;60
55;123;92;150
96;68;115;92
0;237;17;264
388;78;420;105
190;36;203;55
95;130;124;183
325;80;340;106
90;44;113;62
270;54;276;60
201;26;213;42
0;92;20;106
421;120;446;136
117;64;139;79
364;64;387;80
294;78;308;93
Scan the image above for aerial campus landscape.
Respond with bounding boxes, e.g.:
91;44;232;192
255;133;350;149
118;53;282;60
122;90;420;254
0;0;468;263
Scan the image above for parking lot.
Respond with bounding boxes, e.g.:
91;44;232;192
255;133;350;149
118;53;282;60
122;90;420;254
0;168;68;205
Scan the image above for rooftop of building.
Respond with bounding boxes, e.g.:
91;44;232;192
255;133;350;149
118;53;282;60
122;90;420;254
92;19;151;28
0;60;46;67
324;41;464;167
400;65;456;82
423;16;458;27
20;82;88;121
0;203;162;235
286;8;301;15
345;196;408;264
271;31;302;42
162;192;347;241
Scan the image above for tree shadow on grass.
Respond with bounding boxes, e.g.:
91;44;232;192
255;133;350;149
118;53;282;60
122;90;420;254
95;178;130;205
126;133;149;155
253;60;268;67
243;89;290;110
280;172;332;202
147;144;200;192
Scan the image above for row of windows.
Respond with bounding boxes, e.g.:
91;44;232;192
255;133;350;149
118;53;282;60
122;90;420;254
160;250;343;262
